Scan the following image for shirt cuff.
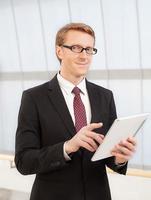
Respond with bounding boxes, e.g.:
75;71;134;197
115;161;127;168
63;142;71;161
116;162;127;167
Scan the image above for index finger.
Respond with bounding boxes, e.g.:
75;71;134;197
87;122;103;131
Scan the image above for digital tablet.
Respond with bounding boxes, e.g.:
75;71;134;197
91;113;150;161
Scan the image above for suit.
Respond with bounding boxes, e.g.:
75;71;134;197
15;75;127;200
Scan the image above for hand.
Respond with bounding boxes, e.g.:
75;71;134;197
65;123;104;154
111;137;137;164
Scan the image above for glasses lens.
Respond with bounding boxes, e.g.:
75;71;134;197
85;47;93;54
92;48;97;55
85;47;97;55
71;45;83;53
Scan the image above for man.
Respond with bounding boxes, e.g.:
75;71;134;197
15;23;136;200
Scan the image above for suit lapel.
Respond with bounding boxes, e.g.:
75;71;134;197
86;80;107;137
47;75;76;137
86;80;102;124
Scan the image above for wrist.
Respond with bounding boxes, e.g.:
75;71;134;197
65;140;74;154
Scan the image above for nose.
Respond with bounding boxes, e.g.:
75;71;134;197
79;49;87;58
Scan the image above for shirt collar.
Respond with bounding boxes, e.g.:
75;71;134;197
57;72;87;95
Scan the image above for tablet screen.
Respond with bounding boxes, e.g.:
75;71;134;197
91;113;150;161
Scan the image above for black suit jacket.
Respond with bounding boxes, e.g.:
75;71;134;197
15;75;127;200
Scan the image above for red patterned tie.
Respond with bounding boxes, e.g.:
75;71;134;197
72;87;87;132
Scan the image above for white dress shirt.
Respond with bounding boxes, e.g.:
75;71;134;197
57;73;91;160
57;73;91;125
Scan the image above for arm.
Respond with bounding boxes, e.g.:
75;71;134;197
15;91;69;175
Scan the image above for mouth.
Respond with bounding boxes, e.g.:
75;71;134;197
75;62;89;66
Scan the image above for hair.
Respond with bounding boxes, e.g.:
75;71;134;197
55;23;95;62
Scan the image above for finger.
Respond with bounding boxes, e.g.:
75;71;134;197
80;140;96;152
87;122;103;131
94;134;104;144
86;131;104;144
127;137;137;146
81;135;98;150
98;134;105;139
111;151;130;160
85;130;104;139
119;140;136;152
114;144;134;156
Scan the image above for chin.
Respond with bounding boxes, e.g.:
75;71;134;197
73;64;89;76
77;70;88;77
81;66;89;73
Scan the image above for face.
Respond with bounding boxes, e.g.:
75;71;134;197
56;30;95;83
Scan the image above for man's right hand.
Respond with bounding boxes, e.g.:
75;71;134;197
65;123;104;154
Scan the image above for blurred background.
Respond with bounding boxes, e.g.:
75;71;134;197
0;0;151;199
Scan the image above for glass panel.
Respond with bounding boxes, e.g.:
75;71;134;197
0;0;20;71
39;0;70;70
13;0;47;71
109;79;143;167
138;0;151;68
0;81;23;151
23;80;47;90
143;80;151;168
89;79;108;89
102;0;140;69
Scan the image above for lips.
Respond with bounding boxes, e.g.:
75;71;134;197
75;62;88;65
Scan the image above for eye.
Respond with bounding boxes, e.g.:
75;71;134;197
72;45;82;51
86;47;93;53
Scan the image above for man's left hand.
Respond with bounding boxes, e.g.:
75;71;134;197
111;137;137;164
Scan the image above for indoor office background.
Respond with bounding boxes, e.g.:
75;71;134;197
0;1;151;199
0;0;151;172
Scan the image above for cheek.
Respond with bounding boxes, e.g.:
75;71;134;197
88;56;93;62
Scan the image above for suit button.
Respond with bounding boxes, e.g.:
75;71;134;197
55;161;60;166
51;161;60;167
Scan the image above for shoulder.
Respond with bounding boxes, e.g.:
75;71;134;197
19;82;50;106
86;80;113;97
23;75;58;97
23;81;49;96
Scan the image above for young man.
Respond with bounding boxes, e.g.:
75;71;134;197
15;23;136;200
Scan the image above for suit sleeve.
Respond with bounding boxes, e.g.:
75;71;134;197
104;91;128;174
15;91;69;175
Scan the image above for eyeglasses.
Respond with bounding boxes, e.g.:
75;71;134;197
62;45;97;55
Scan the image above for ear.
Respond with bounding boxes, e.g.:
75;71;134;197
56;46;63;60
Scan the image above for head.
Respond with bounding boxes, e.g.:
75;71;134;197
55;23;97;83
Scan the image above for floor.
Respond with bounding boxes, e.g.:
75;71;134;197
1;174;151;200
0;188;29;200
0;160;151;200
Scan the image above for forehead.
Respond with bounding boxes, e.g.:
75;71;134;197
64;30;94;46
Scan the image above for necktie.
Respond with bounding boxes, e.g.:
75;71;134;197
72;87;87;132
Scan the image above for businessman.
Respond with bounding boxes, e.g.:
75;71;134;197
15;23;136;200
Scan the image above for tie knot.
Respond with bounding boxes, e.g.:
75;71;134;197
72;87;81;96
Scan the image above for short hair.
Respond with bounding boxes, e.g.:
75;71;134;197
55;23;95;62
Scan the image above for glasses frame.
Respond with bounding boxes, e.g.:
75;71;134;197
62;44;97;55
